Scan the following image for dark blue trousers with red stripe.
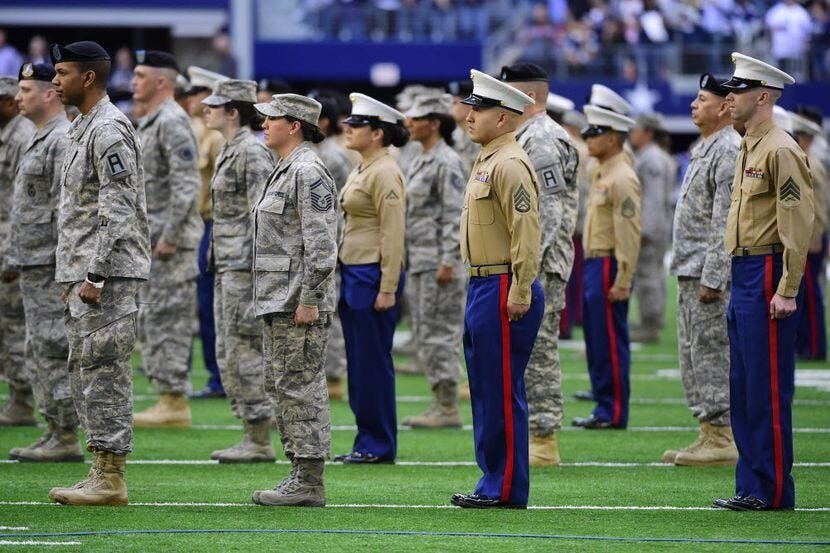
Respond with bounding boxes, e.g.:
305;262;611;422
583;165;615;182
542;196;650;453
463;274;544;506
582;256;630;428
339;263;405;461
796;246;826;360
728;253;802;509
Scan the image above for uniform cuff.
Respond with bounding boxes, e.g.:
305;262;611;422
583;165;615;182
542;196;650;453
88;260;112;279
776;279;800;298
300;289;325;306
699;273;726;292
507;285;530;305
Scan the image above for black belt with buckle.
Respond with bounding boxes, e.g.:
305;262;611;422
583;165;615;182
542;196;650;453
731;244;785;257
467;264;511;277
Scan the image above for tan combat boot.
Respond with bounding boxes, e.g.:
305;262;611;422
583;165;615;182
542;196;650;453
252;458;325;507
661;425;706;463
403;381;463;428
9;422;54;460
674;422;738;467
630;326;660;344
49;450;128;506
529;434;560;467
327;377;345;401
214;419;276;463
133;393;191;428
0;388;37;427
14;426;84;463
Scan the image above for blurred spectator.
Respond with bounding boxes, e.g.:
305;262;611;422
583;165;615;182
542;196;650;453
212;27;238;77
519;3;563;68
27;35;49;66
765;0;812;77
809;0;830;80
109;47;135;112
0;30;22;76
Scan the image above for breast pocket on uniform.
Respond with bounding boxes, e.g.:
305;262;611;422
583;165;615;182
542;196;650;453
256;194;285;215
468;181;494;225
740;173;769;197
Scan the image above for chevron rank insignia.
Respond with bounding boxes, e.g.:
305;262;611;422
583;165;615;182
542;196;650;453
621;196;636;218
513;184;532;213
779;177;800;207
385;189;399;201
309;179;334;212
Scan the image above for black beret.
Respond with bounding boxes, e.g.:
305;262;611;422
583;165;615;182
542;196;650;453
699;73;730;97
499;63;548;83
135;50;179;73
19;62;56;83
258;78;293;94
50;41;111;65
447;80;473;97
794;104;823;126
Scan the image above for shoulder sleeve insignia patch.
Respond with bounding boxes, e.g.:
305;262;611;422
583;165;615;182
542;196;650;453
309;179;334;212
107;152;127;176
779;177;801;207
178;147;194;162
621;196;636;218
513;184;532;213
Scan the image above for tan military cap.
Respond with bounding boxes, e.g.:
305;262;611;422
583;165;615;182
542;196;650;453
254;93;322;129
633;113;664;131
405;93;454;118
202;79;257;106
0;76;18;98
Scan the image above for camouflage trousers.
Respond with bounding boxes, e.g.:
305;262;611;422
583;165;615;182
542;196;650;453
676;278;731;425
138;249;198;395
65;279;141;455
214;270;270;422
263;312;332;459
404;270;465;386
324;277;347;380
526;271;567;436
20;266;77;429
0;277;28;393
634;239;668;329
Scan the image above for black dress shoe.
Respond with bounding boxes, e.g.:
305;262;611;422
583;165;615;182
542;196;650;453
712;495;781;511
571;414;617;429
190;387;226;399
332;451;394;464
572;390;595;401
450;492;526;509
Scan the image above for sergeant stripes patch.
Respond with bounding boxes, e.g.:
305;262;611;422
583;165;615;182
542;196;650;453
779;177;800;206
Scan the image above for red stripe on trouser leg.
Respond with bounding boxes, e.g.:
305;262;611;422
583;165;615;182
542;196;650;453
603;257;622;426
804;260;818;356
764;256;784;508
498;274;514;502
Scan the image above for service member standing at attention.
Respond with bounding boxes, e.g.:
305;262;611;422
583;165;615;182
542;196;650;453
130;51;203;428
451;70;543;509
666;74;740;467
400;92;466;429
500;63;580;466
712;53;814;512
334;93;407;464
572;105;641;430
250;94;338;506
0;76;36;427
48;41;151;506
6;63;82;462
201;79;276;463
629;114;676;344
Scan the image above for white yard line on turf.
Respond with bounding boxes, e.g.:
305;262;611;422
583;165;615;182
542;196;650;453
0;528;28;531
0;500;827;511
0;540;81;546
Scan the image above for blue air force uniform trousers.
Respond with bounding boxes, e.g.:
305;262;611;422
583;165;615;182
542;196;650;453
460;132;544;506
724;118;815;509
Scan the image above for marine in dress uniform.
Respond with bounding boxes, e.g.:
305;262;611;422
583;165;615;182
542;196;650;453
712;53;814;511
666;74;740;467
451;70;543;509
790;111;829;361
6;63;82;462
47;41;151;506
572;105;641;430
334;93;407;464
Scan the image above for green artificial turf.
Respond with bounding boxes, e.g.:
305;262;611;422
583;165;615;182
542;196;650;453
1;278;829;551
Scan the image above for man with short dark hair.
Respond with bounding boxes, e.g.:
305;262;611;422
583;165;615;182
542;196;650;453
48;40;151;506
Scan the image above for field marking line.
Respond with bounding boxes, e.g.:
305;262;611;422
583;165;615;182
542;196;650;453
0;540;81;546
1;500;829;512
0;528;28;531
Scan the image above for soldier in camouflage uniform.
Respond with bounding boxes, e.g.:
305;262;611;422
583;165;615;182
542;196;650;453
202;79;276;462
250;94;338;507
130;51;204;428
5;63;82;461
630;114;677;343
47;41;151;506
311;94;355;399
400;93;466;429
667;74;739;466
0;76;36;427
501;64;580;466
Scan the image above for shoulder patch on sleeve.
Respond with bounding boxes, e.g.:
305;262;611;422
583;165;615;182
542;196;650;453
309;179;334;212
385;189;400;201
538;164;563;194
779;177;801;207
106;151;128;176
513;184;532;213
177;146;195;162
621;196;636;218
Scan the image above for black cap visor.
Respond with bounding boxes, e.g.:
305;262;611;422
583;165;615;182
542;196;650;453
343;114;377;126
461;94;523;115
581;125;612;139
721;76;781;92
